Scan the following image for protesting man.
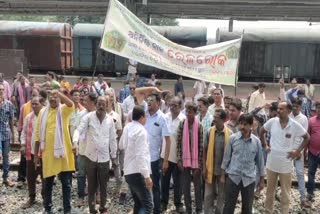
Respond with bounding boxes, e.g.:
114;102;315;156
20;96;44;208
119;105;153;213
177;102;203;214
0;83;15;187
260;102;310;214
73;96;117;214
204;109;232;214
208;88;224;115
34;90;75;214
161;96;185;213
222;113;265;214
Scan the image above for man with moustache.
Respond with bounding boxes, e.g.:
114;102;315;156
160;96;185;213
73;92;97;207
20;96;44;208
73;96;117;214
34;90;75;214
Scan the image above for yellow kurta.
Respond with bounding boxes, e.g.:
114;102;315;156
35;104;75;178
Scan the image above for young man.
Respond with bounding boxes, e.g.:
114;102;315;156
160;96;185;213
204;108;232;214
119;105;153;213
260;102;310;214
0;83;15;187
34;90;75;214
197;96;213;146
177;102;203;214
73;96;117;214
221;113;265;214
225;98;242;133
20;96;44;208
289;98;311;208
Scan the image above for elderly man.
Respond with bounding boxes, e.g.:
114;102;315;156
145;93;171;214
20;96;44;209
260;102;310;214
177;102;204;214
34;90;75;214
0;83;15;187
73;96;117;214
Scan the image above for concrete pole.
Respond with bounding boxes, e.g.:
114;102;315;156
228;18;233;32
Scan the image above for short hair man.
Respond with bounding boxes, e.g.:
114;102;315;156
260;102;310;214
222;113;265;213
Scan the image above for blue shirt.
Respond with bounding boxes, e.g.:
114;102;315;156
221;131;265;187
0;100;15;149
145;109;171;161
119;85;130;103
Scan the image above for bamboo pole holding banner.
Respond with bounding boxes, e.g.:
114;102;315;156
234;30;245;97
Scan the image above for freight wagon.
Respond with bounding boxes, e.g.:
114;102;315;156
0;21;72;73
217;28;320;83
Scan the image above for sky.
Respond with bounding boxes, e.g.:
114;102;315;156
178;19;320;43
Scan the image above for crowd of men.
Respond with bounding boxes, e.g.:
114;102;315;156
0;70;319;214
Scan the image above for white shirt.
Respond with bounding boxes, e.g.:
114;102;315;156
73;112;117;163
128;59;138;74
21;113;37;155
77;109;89;155
69;106;85;138
208;103;225;115
122;95;135;114
264;117;307;173
161;112;186;163
193;81;206;95
119;121;151;178
289;112;308;149
95;81;108;95
248;90;266;113
108;110;122;131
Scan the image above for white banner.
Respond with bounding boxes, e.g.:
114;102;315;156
101;0;242;86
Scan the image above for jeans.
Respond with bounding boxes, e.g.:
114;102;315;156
125;173;154;214
77;155;86;199
307;152;320;196
85;158;109;214
160;160;182;208
294;156;306;201
43;171;72;213
1;140;10;180
223;177;255;214
182;168;202;214
151;160;161;214
18;154;27;182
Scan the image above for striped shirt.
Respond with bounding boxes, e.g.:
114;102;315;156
221;131;265;187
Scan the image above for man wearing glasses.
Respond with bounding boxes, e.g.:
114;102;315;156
160;96;185;213
145;93;171;214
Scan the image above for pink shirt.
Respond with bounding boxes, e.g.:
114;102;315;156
3;80;11;100
308;116;320;156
